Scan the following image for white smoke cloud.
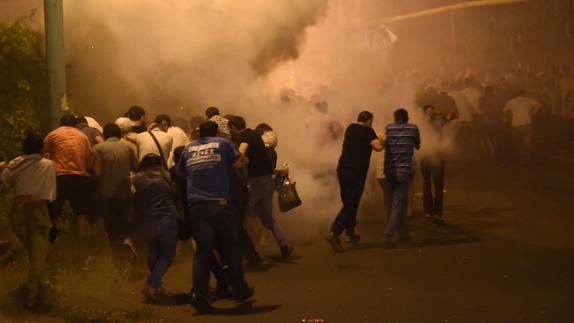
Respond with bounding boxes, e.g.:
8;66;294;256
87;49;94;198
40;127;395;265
60;0;449;241
63;0;328;118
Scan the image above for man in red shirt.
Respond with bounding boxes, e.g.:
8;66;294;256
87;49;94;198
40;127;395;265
44;114;95;247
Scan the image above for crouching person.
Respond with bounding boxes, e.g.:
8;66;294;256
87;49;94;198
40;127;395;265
0;133;56;308
133;154;179;302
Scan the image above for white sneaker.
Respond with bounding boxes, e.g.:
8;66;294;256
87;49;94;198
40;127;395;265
123;238;138;259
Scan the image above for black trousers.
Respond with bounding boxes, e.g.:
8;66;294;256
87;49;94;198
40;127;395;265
421;158;445;216
330;170;367;237
100;197;134;265
231;188;260;263
189;201;248;296
48;175;97;222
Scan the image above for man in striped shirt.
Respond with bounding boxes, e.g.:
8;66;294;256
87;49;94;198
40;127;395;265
383;108;420;248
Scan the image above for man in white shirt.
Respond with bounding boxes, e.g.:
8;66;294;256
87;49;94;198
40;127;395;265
449;89;474;123
147;114;190;167
462;77;482;115
114;117;138;157
503;89;540;163
449;82;477;157
136;115;173;169
164;116;190;168
0;132;56;308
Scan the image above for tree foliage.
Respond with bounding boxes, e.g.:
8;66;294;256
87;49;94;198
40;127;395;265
0;20;47;161
0;21;46;239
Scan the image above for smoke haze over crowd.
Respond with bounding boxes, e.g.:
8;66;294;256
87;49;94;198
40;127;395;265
4;0;572;240
58;0;419;240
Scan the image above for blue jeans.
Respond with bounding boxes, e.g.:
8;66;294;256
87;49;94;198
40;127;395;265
384;171;413;241
140;217;178;289
189;201;249;296
247;175;288;247
331;170;367;237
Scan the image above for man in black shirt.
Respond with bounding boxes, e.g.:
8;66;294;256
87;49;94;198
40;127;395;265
229;116;292;260
327;111;384;252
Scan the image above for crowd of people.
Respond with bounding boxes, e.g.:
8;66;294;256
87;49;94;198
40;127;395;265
0;106;292;312
1;65;573;314
323;65;574;252
411;65;574;166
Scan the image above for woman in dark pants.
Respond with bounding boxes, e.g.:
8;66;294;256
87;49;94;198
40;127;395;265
134;154;179;301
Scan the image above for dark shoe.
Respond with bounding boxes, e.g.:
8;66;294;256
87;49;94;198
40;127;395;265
215;280;229;298
280;245;293;260
233;286;255;303
433;215;445;226
0;240;11;256
326;232;344;253
344;233;361;244
382;241;398;249
25;285;40;309
48;227;59;244
190;292;212;314
397;234;413;243
142;285;157;302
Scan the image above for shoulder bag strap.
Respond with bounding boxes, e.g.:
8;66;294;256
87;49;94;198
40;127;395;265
148;130;168;171
9;156;41;177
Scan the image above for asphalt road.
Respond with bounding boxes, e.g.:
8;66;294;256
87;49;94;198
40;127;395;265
1;159;573;323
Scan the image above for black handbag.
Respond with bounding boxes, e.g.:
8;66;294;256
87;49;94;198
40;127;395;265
277;177;302;213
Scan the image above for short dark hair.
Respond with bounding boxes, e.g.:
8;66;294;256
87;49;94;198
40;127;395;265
205;107;220;118
254;123;273;136
199;121;219;138
173;146;185;164
357;111;373;123
75;116;88;125
128;105;146;121
60;114;77;127
394;108;409;122
103;123;121;140
228;116;246;130
138;154;163;172
22;132;44;155
154;114;171;127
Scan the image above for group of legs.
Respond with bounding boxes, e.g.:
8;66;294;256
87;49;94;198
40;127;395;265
328;161;445;252
186;174;290;312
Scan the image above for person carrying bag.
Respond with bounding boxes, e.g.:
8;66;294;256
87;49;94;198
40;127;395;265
277;176;302;213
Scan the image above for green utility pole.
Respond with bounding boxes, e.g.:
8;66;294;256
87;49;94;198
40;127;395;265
44;0;67;130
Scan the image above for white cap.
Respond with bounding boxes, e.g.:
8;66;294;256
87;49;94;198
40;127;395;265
115;117;133;133
262;130;278;149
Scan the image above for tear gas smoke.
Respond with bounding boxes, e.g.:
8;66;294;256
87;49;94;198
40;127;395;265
12;0;454;242
63;0;327;119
